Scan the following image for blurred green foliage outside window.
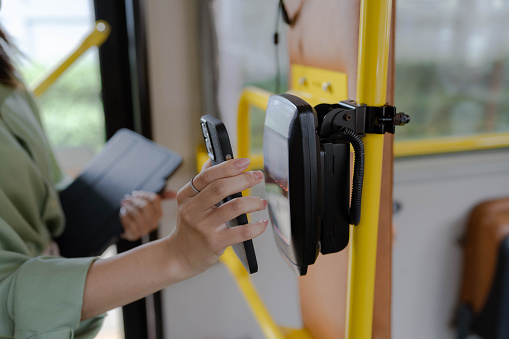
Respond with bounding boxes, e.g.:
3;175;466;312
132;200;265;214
1;0;106;155
395;0;509;140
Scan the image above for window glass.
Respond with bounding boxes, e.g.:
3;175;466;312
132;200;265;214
214;0;289;152
0;0;106;176
395;0;509;140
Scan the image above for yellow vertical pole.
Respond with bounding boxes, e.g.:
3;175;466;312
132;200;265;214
345;0;392;338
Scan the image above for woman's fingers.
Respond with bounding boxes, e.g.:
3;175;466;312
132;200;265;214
206;196;268;226
201;158;212;172
131;191;162;221
119;206;143;241
120;191;165;240
193;171;264;208
220;219;269;248
179;158;251;199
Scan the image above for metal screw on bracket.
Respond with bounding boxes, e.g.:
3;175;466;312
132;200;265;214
378;113;410;126
394;113;410;125
321;81;331;92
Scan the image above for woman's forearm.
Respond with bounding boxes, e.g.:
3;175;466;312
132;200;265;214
81;237;184;320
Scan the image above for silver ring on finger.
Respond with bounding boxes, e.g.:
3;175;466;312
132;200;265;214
120;206;128;217
190;175;200;194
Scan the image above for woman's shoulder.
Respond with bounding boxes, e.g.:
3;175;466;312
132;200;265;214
0;82;16;106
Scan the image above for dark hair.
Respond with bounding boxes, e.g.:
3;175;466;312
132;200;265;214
0;26;20;88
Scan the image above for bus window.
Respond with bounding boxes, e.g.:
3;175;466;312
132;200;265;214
0;0;106;177
395;0;509;142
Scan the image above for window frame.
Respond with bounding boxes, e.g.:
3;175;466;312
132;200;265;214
94;0;163;338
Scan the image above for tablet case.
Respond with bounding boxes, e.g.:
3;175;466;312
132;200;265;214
55;129;182;258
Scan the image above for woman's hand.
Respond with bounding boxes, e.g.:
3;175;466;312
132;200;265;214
82;158;267;320
167;158;268;280
119;190;177;241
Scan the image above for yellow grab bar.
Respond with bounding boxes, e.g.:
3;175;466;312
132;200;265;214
220;248;285;339
345;0;392;338
237;86;273;169
31;20;111;97
395;133;509;157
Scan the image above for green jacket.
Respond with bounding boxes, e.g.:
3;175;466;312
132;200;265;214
0;84;103;338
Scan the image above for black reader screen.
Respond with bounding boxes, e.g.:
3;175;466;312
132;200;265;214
264;98;296;246
264;127;291;245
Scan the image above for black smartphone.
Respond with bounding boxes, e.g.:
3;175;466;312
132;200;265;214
200;114;258;274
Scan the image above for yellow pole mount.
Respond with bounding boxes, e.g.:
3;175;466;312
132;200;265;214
346;0;394;338
311;76;409;339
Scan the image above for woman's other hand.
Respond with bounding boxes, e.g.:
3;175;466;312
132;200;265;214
119;190;177;241
168;158;268;280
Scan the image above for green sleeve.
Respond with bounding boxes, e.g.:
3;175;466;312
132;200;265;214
0;219;104;339
0;84;105;338
21;88;67;190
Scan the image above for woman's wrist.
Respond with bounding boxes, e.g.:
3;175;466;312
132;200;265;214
163;235;190;283
163;232;209;284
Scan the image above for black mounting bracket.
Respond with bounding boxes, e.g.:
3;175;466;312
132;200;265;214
314;99;410;228
315;100;410;137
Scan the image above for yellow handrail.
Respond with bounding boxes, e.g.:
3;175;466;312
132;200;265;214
237;86;272;170
395;133;509;156
219;248;286;339
31;20;111;97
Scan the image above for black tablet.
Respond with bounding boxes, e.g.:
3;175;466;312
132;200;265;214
56;128;182;257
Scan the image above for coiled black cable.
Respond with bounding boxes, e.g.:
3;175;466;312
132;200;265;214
322;127;365;225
